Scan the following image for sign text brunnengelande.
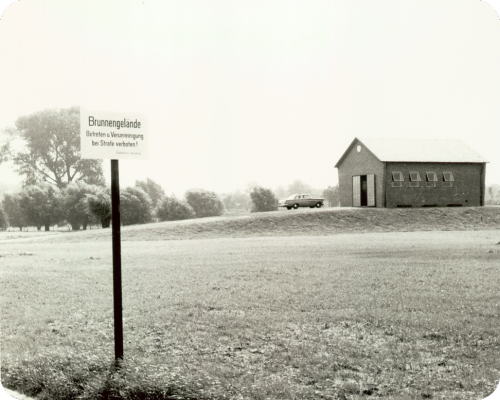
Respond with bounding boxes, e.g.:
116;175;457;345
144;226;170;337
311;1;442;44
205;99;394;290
80;109;148;160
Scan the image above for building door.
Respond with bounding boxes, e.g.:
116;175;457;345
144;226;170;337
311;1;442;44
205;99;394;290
352;176;361;207
360;175;368;206
367;174;375;207
353;175;375;207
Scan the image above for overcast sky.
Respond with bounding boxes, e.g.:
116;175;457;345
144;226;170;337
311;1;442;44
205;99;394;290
1;0;500;196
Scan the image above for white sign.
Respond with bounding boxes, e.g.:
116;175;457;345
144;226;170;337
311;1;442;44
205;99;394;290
80;109;148;160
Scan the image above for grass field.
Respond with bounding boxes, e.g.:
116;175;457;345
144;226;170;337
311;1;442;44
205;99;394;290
1;207;500;400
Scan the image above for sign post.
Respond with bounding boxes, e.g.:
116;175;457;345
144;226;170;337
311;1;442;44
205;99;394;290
81;109;148;364
111;159;124;362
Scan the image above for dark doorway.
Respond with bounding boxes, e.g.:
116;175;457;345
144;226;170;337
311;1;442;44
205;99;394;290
352;174;375;207
360;175;368;206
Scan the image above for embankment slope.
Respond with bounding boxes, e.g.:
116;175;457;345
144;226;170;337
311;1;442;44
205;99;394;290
2;206;499;243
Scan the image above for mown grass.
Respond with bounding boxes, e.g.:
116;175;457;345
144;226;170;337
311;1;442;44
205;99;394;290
1;228;500;399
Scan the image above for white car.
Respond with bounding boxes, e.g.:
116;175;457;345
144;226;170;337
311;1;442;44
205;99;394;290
278;194;324;210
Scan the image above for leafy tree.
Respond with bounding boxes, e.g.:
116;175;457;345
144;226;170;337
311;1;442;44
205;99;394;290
135;178;166;210
250;187;279;212
62;181;101;230
274;185;287;199
157;196;195;221
485;184;500;205
8;107;105;188
245;181;261;194
19;183;63;231
0;205;7;230
222;190;252;212
120;186;154;226
286;180;313;196
323;185;340;207
486;187;494;205
221;193;235;210
86;188;111;228
0;134;10;164
2;193;26;231
185;189;224;218
0;183;22;200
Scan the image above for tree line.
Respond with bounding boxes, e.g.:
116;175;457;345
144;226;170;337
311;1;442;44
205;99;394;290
0;106;339;230
220;181;339;213
0;179;226;231
0;179;339;231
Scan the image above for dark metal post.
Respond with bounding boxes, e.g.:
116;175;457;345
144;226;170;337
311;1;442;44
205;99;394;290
111;159;124;362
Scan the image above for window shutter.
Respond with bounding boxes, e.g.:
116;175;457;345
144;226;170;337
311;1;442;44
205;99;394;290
367;174;376;206
353;176;361;207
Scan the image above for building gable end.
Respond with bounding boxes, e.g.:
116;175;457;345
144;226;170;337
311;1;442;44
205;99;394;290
334;137;382;168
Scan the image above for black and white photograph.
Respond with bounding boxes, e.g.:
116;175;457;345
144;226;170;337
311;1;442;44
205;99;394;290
1;1;500;399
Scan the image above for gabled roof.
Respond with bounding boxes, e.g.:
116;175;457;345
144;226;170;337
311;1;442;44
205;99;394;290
335;137;488;168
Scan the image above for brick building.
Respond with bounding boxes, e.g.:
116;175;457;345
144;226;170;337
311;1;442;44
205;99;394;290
334;138;487;208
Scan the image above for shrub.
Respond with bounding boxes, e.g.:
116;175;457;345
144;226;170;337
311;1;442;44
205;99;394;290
85;188;111;228
250;186;278;212
62;181;101;230
222;190;252;212
157;196;195;221
120;187;153;226
135;178;166;211
323;185;339;207
86;187;154;227
19;183;63;231
0;205;7;230
2;193;25;230
185;189;224;218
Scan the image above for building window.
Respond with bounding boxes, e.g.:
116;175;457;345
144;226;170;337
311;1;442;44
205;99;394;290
392;171;403;182
426;172;437;187
426;172;437;182
408;171;420;187
409;171;421;182
443;172;454;187
443;172;454;182
392;182;402;187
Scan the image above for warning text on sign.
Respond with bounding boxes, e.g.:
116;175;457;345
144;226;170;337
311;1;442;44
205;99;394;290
80;109;148;160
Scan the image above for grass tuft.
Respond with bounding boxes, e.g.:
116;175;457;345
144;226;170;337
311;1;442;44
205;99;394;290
2;351;225;400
